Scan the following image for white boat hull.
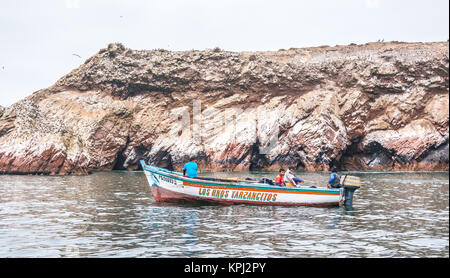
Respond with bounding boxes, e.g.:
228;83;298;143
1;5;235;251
141;161;343;206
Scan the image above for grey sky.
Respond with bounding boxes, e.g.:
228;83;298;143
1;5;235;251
0;0;448;107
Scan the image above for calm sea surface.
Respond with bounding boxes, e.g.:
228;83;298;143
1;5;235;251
0;170;448;257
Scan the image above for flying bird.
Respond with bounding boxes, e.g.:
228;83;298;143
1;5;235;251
72;53;81;58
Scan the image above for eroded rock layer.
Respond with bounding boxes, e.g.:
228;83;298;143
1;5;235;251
0;41;448;174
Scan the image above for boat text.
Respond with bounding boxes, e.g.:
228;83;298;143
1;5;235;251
199;188;277;202
159;175;177;185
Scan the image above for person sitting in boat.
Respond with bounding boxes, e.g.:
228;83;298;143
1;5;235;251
275;168;286;186
258;178;275;186
327;166;341;188
285;167;304;187
183;160;198;178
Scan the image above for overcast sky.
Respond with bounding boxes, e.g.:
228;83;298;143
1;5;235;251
0;0;448;107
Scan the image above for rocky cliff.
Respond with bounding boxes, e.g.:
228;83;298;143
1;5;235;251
0;41;448;174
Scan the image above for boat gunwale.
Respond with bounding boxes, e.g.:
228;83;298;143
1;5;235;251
142;163;340;195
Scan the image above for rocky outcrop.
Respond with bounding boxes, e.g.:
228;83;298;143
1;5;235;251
0;41;448;174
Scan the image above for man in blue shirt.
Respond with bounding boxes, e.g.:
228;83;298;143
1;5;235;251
183;160;198;178
327;166;341;188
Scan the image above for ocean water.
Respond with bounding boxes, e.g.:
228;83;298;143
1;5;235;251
0;170;448;257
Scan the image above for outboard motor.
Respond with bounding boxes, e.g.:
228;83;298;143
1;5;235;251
340;175;361;207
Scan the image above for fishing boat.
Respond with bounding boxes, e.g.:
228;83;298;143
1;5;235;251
140;160;360;207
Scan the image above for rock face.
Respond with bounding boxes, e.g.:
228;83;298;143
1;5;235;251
0;41;448;174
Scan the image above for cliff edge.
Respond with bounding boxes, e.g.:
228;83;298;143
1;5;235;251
0;41;448;174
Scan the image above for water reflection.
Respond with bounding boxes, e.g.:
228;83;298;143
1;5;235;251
180;210;200;257
0;171;448;257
